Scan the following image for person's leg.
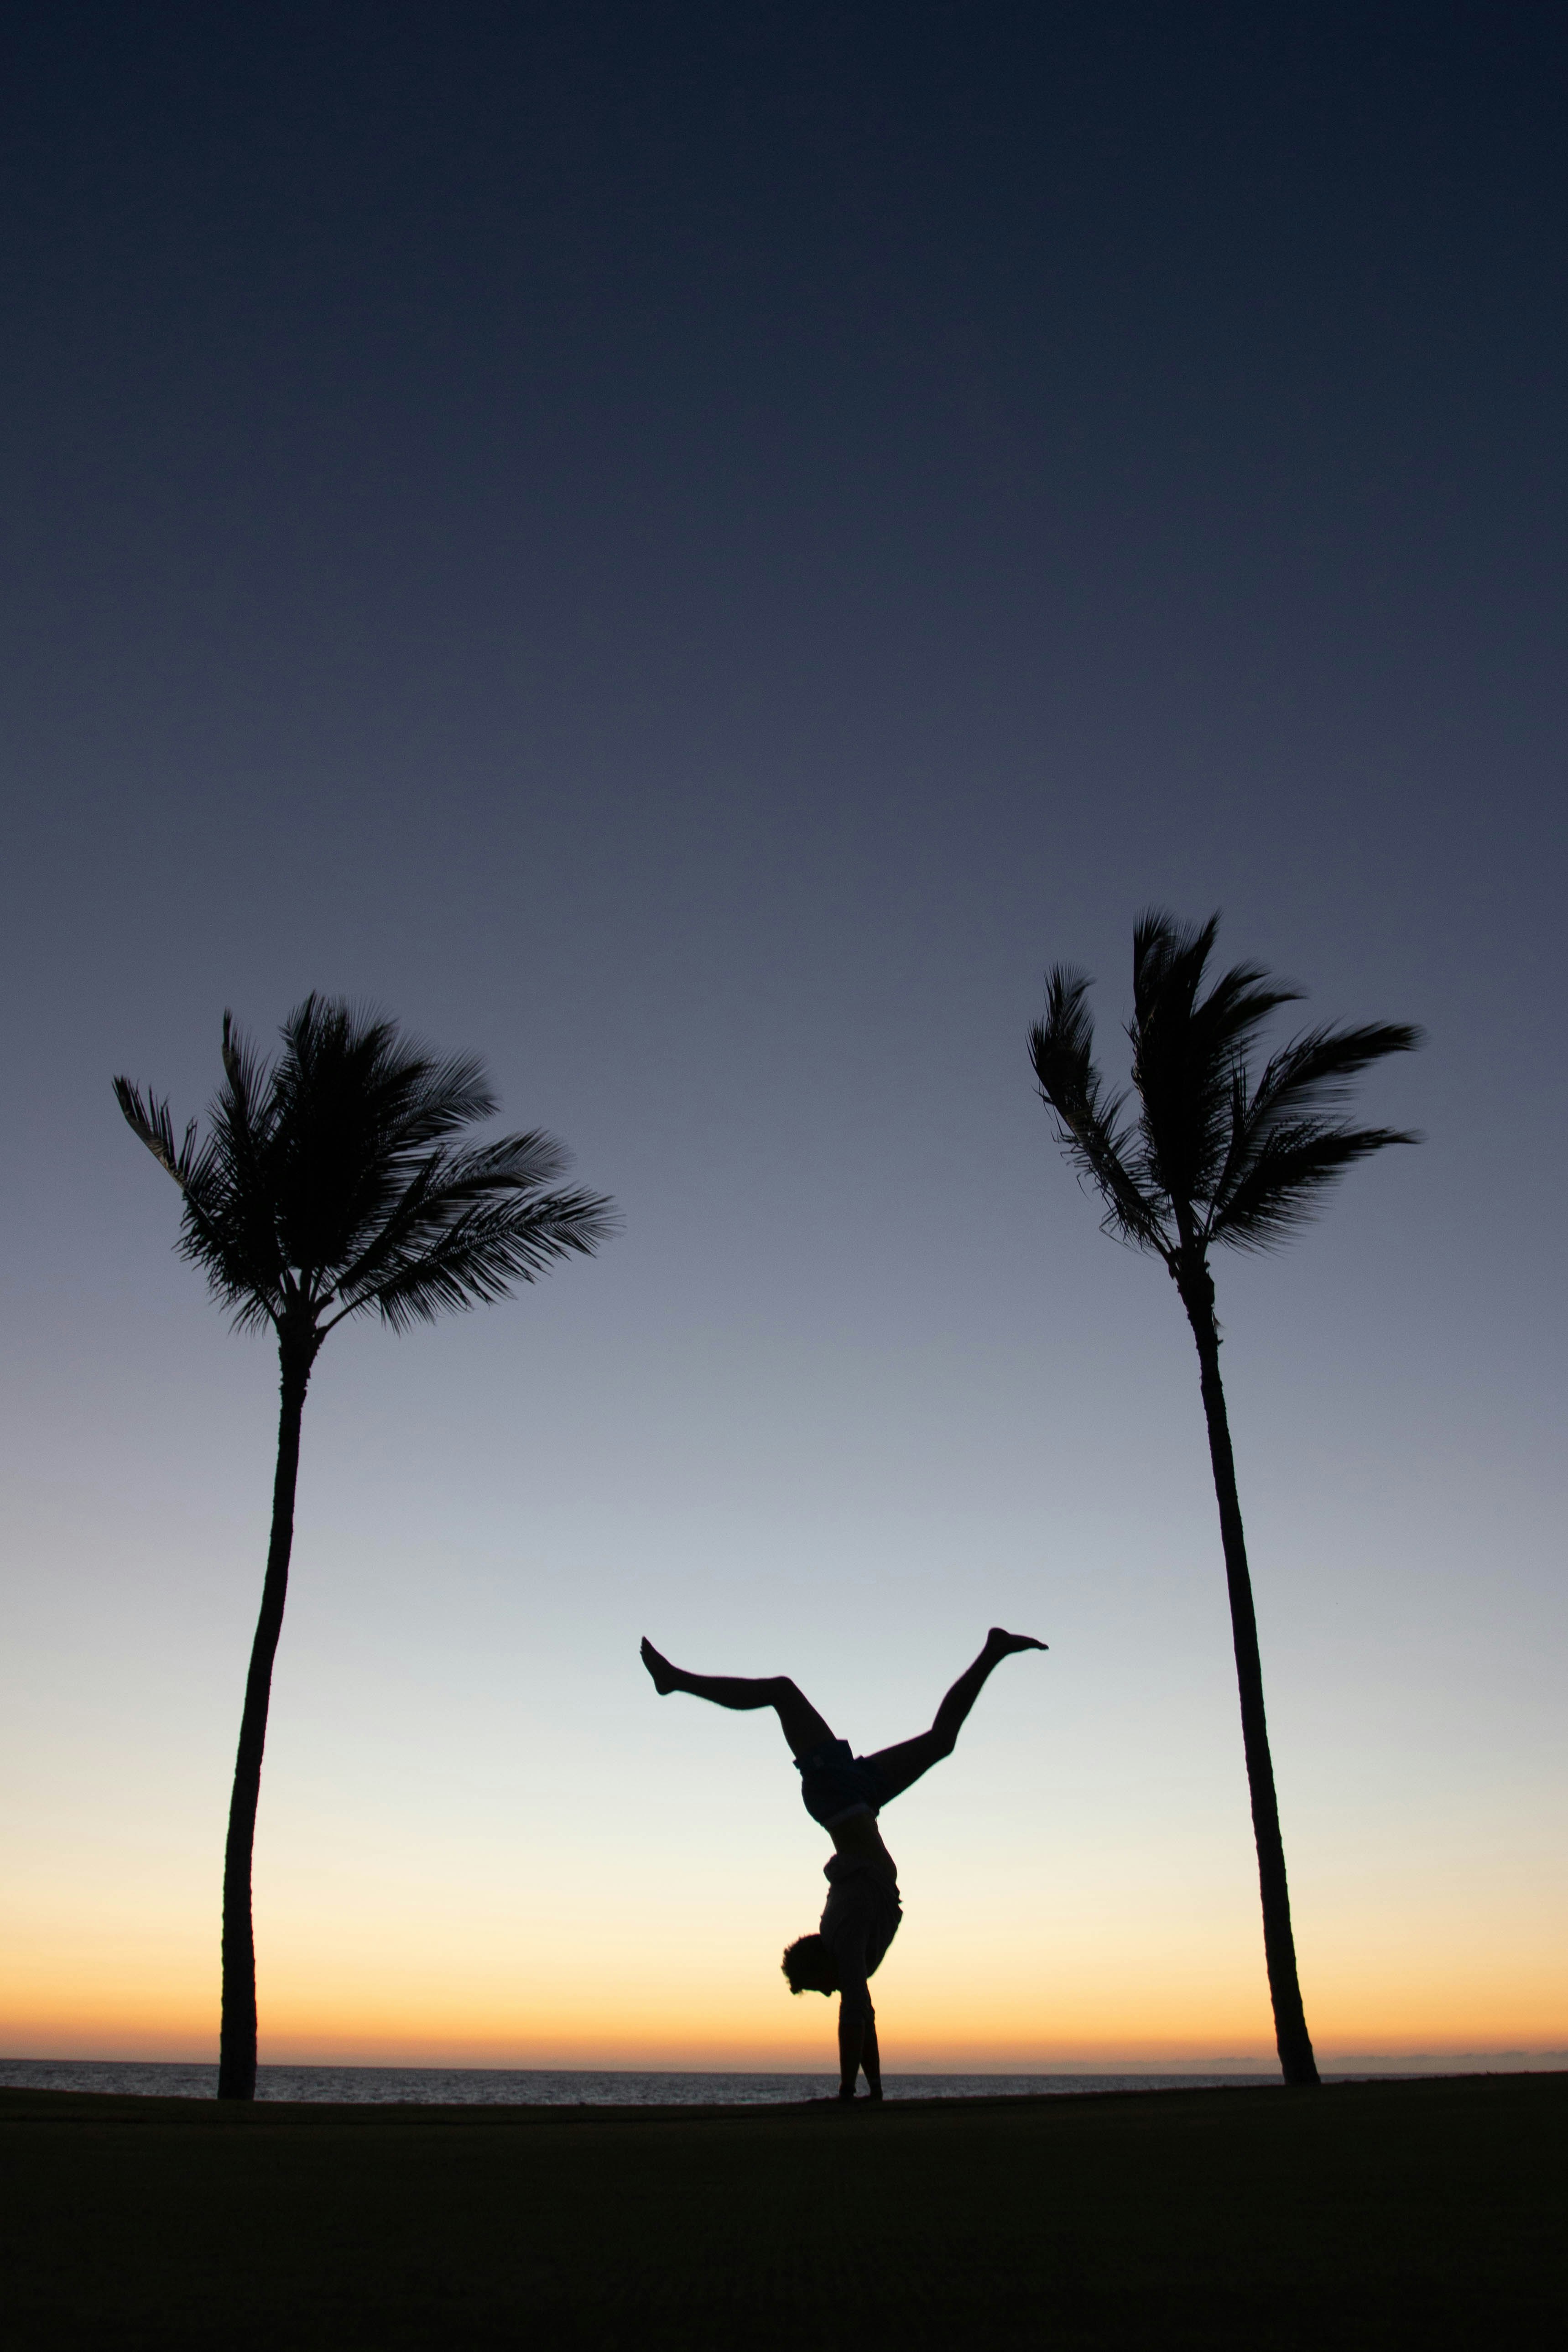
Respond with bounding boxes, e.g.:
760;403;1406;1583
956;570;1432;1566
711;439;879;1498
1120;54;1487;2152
865;1627;1046;1804
641;1638;835;1760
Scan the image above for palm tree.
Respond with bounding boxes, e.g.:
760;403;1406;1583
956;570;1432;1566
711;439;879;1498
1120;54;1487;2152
1028;912;1421;2087
116;996;617;2100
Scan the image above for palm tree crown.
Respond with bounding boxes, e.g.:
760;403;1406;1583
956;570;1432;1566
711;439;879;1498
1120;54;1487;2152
115;994;616;1354
1029;910;1422;1277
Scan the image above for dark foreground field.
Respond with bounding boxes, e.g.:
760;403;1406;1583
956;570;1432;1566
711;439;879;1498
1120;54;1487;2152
3;2073;1563;2349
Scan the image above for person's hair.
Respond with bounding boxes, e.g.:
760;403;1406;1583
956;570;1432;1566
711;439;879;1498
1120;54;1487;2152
781;1934;838;1997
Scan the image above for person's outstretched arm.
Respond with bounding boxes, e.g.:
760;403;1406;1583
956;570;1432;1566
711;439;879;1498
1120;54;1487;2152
837;1982;877;2099
860;2012;882;2099
833;1911;881;2099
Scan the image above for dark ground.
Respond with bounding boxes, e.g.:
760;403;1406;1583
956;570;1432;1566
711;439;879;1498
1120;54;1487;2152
3;2073;1563;2349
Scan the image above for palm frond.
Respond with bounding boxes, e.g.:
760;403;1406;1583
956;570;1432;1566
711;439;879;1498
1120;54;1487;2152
1129;909;1303;1207
1209;1124;1422;1251
261;999;518;1288
1030;966;1170;1254
335;1183;620;1333
1205;1018;1424;1244
113;1071;267;1318
1240;1021;1424;1130
204;1012;294;1319
113;1079;203;1188
324;1130;585;1310
275;995;497;1154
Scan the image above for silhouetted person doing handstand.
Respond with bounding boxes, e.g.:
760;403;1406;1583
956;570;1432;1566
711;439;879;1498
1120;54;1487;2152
639;1628;1047;2101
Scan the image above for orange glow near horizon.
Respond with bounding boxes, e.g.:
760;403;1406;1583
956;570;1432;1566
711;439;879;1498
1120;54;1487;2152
6;1915;1563;2072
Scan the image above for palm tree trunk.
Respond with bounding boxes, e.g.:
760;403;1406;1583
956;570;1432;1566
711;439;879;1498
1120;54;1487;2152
1179;1270;1320;2089
217;1343;313;2102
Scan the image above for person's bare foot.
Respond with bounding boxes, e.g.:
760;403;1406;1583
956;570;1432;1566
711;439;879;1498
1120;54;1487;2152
640;1637;679;1694
986;1627;1048;1656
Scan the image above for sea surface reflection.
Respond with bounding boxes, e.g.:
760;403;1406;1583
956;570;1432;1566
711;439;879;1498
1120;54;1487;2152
0;2058;1285;2105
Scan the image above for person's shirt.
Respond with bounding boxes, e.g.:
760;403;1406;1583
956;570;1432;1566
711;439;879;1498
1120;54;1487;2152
819;1838;901;2014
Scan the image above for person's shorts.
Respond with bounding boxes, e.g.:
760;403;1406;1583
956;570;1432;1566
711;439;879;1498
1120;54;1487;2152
795;1737;883;1827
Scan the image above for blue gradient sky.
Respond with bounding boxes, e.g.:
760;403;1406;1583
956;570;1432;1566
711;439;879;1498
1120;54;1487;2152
2;3;1563;2066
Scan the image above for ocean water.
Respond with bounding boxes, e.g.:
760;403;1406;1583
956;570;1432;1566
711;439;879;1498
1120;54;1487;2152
0;2058;1282;2106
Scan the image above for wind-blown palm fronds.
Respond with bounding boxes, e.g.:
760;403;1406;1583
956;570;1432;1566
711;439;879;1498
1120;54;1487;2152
116;997;617;2099
115;997;615;1341
1029;912;1421;2087
1029;914;1421;1276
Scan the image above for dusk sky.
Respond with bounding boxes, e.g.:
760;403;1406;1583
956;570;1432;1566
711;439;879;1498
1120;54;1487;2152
3;3;1563;2071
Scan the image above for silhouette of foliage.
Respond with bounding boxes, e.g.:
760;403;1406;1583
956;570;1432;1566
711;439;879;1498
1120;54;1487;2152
1030;913;1421;1268
115;995;615;1344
